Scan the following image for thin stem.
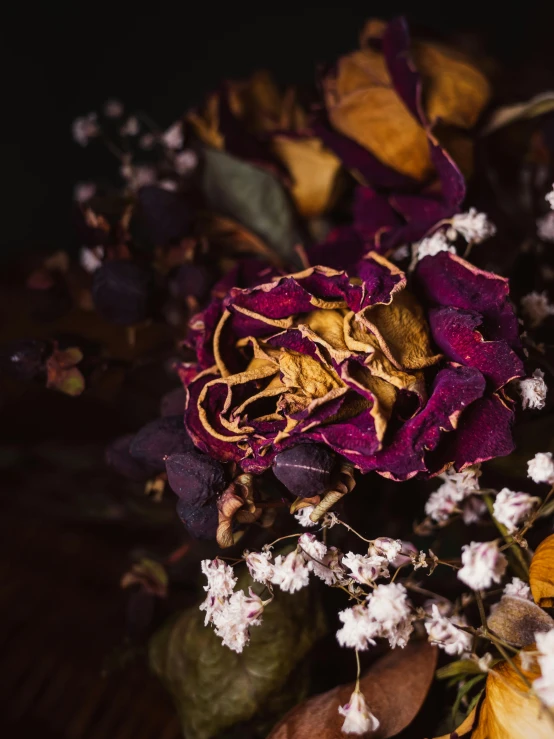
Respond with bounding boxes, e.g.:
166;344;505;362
354;650;362;691
336;519;373;544
475;590;488;630
519;485;554;538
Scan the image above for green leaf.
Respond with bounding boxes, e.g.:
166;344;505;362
451;674;485;723
149;573;325;739
200;147;303;268
436;659;484;680
482;92;554;135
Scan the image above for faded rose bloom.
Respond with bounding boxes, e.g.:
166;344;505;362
184;250;523;480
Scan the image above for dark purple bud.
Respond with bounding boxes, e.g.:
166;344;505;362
92;260;155;325
0;339;50;381
165;450;226;505
137;186;191;246
160;386;187;417
177;499;218;540
130;415;193;472
106;434;150;481
273;444;335;497
172;263;213;301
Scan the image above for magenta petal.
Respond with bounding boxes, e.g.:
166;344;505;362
369;364;486;479
382;16;424;123
451;394;516;470
429;307;524;390
307;225;368;273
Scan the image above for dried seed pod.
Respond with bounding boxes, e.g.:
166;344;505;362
130;415;193;472
273;444;335;498
166;450;227;506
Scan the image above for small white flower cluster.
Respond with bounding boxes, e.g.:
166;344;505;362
457;540;507;591
337;583;414;651
546;184;554;210
518;369;548;410
537;211;554;242
414;232;456;262
425;604;472;656
338;689;379;735
294;505;317;528
447;208;497;244
72;113;99;146
199;558;265;653
492;488;539;533
425;465;482;523
503;576;532;600
528;452;554;485
521;291;554;328
534;629;554;706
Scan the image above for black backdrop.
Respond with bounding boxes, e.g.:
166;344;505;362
2;2;554;259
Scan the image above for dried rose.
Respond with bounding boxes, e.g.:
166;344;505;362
183;250;523;480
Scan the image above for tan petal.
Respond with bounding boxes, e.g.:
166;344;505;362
362;289;442;370
530;534;554;608
278;351;343;399
272;135;341;218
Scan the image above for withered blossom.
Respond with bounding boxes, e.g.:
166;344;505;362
183;250;523;481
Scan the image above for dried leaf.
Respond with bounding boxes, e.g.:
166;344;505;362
149;577;325;739
487;595;554;646
482;92;554;135
200;147;303;268
267;641;437;739
45;345;85;397
530;534;554;608
121;558;168;598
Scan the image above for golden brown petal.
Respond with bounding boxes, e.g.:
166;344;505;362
530;533;554;608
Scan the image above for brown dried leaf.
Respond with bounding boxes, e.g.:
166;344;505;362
530;534;554;608
487;595;554;646
46;346;85;397
267;641;437;739
121;558;168;598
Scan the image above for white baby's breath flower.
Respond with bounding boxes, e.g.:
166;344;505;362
371;537;403;562
120;116;140;136
342;552;389;585
425;482;462;522
503;577;532;600
163;121;183;150
528;452;554;485
270;551;310;593
174;149;198;175
448;208;496;244
518;369;548;410
537;211;554;242
493;488;539;533
366;582;413;649
120;164;157;190
244;550;274;585
298;533;327;561
521;291;554;328
462;496;487;525
79;246;103;273
441;465;482;494
294;505;317;527
415;231;456;262
533;629;554;705
338;690;379;735
212;589;264;653
72;113;99;146
336;605;377;651
73;182;96;203
104;99;123;118
201;558;237;599
310;546;344;586
546;185;554;210
139;133;156;150
425;604;472;656
457;541;507;590
392;244;410;261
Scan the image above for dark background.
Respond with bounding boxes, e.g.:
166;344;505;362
3;2;554;259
